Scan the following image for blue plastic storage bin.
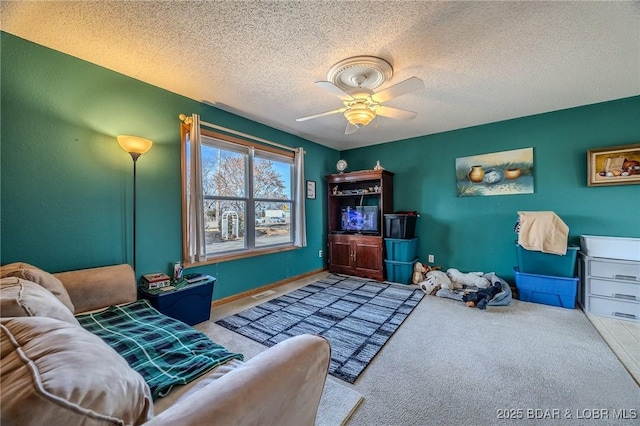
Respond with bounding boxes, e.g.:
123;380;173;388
385;258;418;284
139;278;215;325
513;267;578;309
515;242;578;277
385;238;418;262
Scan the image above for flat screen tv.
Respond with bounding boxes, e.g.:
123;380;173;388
340;206;379;233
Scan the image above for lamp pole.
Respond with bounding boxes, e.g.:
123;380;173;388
117;135;152;275
129;152;141;273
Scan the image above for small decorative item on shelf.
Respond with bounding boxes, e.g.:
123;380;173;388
336;159;348;173
374;160;385;170
141;273;171;290
172;262;183;281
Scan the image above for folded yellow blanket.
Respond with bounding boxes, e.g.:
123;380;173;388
517;211;569;255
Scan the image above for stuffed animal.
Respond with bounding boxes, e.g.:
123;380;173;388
418;270;446;294
418;280;439;295
462;280;503;310
412;262;428;285
446;268;490;289
422;270;460;291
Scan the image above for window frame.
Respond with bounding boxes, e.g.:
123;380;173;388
181;126;298;266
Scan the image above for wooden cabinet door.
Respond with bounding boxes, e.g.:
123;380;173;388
352;237;384;280
329;234;384;280
328;235;353;274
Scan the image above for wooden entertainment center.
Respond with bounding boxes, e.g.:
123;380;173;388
326;169;394;281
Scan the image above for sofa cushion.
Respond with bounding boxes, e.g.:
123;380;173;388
0;316;153;426
53;264;137;314
0;277;79;325
0;263;75;313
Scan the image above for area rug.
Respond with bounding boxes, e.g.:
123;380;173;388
216;274;424;383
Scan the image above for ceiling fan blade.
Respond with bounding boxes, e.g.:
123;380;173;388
376;105;417;120
315;81;354;101
371;77;424;103
345;122;359;135
296;108;345;122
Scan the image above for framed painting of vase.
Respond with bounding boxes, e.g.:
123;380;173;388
455;147;534;197
587;143;640;187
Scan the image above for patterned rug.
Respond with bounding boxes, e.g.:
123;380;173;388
216;274;424;383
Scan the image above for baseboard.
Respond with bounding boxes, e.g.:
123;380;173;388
211;268;327;307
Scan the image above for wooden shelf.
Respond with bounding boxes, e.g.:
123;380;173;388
330;192;381;197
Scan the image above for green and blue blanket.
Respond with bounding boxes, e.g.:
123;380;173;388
77;299;243;399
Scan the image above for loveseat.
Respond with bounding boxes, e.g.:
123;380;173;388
0;262;331;426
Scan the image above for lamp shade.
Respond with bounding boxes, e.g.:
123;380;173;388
117;135;153;154
344;104;376;127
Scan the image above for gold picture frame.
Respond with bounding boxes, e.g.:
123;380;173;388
587;143;640;187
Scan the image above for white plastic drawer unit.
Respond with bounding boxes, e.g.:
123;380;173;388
587;258;640;282
589;278;640;301
579;253;640;322
588;296;640;321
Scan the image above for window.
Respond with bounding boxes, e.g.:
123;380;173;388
182;125;301;264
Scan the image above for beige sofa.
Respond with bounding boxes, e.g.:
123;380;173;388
0;263;331;426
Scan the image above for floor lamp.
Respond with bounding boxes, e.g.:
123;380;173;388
117;135;153;273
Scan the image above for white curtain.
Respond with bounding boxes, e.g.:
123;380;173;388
293;147;307;247
186;114;207;263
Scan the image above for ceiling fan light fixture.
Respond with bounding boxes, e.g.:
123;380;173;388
344;104;376;127
296;55;423;134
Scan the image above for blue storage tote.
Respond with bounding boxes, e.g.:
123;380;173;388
513;267;578;309
385;258;418;285
515;242;578;277
385;237;418;262
140;278;215;325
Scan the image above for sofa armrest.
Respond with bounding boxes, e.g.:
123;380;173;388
54;264;137;314
146;334;331;426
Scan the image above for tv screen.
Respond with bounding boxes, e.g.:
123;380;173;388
341;206;379;233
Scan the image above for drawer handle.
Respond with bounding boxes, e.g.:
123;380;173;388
614;274;638;282
613;293;638;301
612;312;638;320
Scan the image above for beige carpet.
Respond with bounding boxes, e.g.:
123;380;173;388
346;293;640;425
205;272;639;425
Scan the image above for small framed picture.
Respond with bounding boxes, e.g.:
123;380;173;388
306;180;316;199
587;143;640;187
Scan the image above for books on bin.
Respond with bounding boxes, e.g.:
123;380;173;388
141;273;171;290
184;273;210;284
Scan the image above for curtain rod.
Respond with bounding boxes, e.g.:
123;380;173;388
179;114;298;153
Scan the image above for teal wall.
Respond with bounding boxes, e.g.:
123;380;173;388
3;32;638;294
1;33;337;299
342;96;640;281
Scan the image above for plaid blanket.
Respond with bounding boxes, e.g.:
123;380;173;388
77;299;243;400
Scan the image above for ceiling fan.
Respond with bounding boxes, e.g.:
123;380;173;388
297;56;424;135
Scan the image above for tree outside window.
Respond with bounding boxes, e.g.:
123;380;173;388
196;136;293;256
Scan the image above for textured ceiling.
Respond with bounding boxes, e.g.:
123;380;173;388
2;1;639;151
